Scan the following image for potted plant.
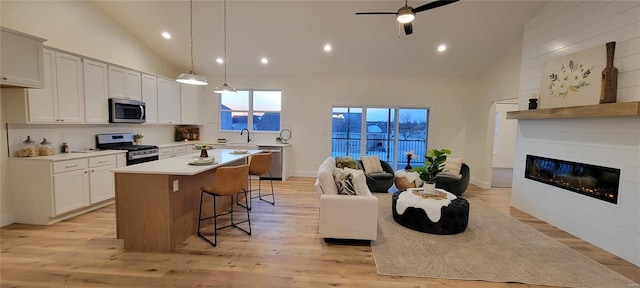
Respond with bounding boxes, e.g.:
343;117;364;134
412;148;451;192
133;133;144;145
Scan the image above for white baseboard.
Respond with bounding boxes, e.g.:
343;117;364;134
470;177;491;189
492;163;514;169
291;170;318;178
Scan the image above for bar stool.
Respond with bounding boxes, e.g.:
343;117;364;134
197;164;251;247
239;152;275;210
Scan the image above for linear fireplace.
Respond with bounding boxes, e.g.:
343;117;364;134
524;155;620;204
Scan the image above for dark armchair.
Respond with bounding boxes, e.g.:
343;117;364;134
434;163;470;196
356;159;395;192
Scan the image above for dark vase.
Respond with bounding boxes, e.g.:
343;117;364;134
528;98;538;110
199;149;209;158
600;41;618;104
404;156;412;170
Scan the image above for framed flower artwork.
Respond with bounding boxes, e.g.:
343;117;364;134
538;44;605;109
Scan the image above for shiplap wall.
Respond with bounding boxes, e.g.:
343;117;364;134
512;1;640;266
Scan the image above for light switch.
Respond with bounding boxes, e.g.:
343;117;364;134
173;180;179;192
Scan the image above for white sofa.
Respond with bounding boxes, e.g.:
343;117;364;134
314;157;378;240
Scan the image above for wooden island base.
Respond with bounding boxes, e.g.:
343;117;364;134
114;152;252;252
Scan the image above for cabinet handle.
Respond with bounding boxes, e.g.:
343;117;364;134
98;160;108;163
91;169;95;172
2;77;7;80
65;164;78;168
84;171;88;174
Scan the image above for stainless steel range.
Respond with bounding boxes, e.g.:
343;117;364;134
96;133;159;165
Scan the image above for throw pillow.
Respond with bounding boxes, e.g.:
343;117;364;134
442;157;463;177
361;156;383;173
335;156;358;169
344;167;371;196
318;157;339;195
333;168;357;195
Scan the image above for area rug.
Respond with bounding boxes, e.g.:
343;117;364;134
371;193;636;288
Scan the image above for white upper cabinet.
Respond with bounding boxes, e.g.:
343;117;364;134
12;48;84;124
1;27;46;88
157;77;181;124
83;59;109;123
54;52;85;123
180;84;200;124
26;49;57;122
198;87;216;124
141;73;158;124
108;65;141;101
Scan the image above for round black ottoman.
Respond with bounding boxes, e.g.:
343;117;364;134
392;191;469;235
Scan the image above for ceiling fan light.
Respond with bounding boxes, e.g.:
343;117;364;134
213;83;237;94
176;72;208;86
397;8;415;24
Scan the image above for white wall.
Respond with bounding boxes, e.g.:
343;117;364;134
512;1;640;266
0;88;6;226
466;36;525;188
0;1;179;78
199;75;480;177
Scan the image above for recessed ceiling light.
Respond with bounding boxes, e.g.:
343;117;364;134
261;57;268;64
437;44;447;52
216;58;224;64
324;44;332;52
161;32;171;39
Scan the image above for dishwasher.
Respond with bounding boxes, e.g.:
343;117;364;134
258;146;283;180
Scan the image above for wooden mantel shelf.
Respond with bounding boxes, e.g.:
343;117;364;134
506;101;640;120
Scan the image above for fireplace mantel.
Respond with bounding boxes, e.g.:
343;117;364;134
506;101;640;120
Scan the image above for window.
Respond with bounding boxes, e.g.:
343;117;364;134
331;106;429;170
220;90;281;131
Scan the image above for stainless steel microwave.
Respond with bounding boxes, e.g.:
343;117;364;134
109;98;146;123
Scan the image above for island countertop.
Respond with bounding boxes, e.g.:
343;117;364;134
112;148;262;175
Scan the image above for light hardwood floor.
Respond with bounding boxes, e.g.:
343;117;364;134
1;177;638;287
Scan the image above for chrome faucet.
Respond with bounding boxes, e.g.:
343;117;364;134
240;128;251;143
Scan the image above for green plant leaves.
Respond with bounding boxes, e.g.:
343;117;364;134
414;148;451;184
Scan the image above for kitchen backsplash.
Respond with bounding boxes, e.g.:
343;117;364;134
6;124;175;157
6;123;288;157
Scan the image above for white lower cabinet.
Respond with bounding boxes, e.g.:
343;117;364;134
116;153;126;167
53;167;90;215
89;155;117;204
158;147;173;160
173;145;187;156
9;153;124;225
158;145;188;160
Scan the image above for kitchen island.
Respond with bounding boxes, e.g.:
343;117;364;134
112;148;262;252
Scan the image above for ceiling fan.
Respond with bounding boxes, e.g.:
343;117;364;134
356;0;459;35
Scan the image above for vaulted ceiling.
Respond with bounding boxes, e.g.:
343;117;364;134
91;0;546;78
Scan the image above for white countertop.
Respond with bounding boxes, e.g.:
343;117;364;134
10;150;126;162
111;149;262;175
156;142;290;148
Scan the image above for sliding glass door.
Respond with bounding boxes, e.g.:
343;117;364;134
332;107;362;159
332;106;429;170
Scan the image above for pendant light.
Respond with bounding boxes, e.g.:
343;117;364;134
176;0;208;86
214;0;236;94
